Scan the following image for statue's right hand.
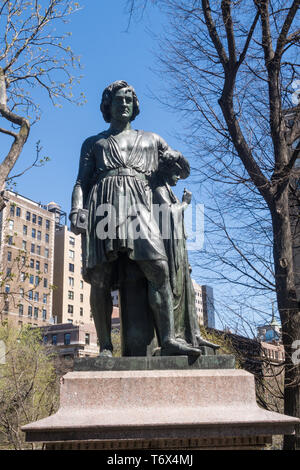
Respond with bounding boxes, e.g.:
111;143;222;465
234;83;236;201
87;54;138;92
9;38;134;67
69;210;80;235
70;212;78;226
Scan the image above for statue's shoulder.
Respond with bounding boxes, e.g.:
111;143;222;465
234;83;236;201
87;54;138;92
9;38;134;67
136;129;165;143
81;131;109;150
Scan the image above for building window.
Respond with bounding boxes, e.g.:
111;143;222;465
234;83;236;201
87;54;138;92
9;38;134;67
29;275;34;284
34;307;39;319
68;277;74;287
45;233;49;243
64;333;71;345
43;335;48;343
10;205;15;216
5;284;10;294
16;207;21;217
19;304;23;316
9;220;14;231
80;280;83;289
68;291;74;300
31;243;35;253
37;230;41;240
80;294;83;303
69;263;74;273
28;290;33;300
7;251;12;262
46;220;50;230
43;278;48;288
85;333;90;345
38;216;42;226
34;292;39;302
23;225;27;236
4;301;9;312
67;305;73;315
32;228;36;238
32;214;36;224
37;245;41;255
42;309;47;321
52;335;57;345
20;272;25;282
28;305;32;317
19;288;24;298
8;236;13;245
67;319;73;324
22;240;27;251
69;236;75;246
80;307;83;316
35;276;40;286
69;250;75;260
43;294;47;304
30;258;34;268
44;263;48;274
36;260;40;271
26;211;31;221
45;248;49;258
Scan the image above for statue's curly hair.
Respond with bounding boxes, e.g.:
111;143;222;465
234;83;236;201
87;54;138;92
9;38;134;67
158;151;190;180
100;80;140;123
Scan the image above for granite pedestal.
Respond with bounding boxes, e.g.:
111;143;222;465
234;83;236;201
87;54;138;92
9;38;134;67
22;356;299;450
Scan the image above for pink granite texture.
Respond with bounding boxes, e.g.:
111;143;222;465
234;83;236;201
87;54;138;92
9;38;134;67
22;369;299;442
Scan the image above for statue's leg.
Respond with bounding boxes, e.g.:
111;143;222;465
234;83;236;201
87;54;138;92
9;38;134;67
136;259;200;356
89;264;114;356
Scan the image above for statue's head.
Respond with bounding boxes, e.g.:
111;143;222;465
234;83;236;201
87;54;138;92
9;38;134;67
158;151;190;186
100;80;140;123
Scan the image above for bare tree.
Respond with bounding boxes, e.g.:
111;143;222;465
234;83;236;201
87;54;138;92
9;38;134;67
126;0;300;449
0;0;84;205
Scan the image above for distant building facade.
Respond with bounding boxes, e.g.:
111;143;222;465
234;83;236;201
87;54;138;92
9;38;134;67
192;281;215;328
257;308;282;344
52;225;93;326
0;190;55;328
40;322;99;358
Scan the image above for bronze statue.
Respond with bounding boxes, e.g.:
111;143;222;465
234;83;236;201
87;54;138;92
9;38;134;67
70;80;211;357
153;156;219;350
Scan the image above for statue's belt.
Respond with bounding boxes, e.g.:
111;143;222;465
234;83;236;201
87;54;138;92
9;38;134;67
97;168;148;182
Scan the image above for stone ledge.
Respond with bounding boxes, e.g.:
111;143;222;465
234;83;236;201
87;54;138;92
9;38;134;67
22;369;299;447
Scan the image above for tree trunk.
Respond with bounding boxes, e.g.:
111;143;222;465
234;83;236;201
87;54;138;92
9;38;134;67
271;190;300;449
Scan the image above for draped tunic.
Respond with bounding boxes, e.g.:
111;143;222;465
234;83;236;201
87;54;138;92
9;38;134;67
153;183;201;347
72;129;171;278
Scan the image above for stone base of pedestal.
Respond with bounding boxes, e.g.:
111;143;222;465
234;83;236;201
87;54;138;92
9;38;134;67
22;364;299;450
44;435;272;450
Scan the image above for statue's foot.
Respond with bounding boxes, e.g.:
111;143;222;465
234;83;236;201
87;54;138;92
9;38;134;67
99;349;113;357
161;339;201;357
195;335;220;350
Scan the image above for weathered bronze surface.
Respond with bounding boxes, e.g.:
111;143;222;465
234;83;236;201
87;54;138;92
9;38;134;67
70;80;218;357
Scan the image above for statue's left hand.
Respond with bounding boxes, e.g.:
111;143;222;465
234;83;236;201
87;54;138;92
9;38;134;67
182;188;192;205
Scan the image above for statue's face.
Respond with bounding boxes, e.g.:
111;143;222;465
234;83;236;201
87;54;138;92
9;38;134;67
110;88;134;123
167;171;180;186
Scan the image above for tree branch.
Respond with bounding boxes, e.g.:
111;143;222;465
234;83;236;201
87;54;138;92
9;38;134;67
201;0;229;67
275;0;300;60
221;0;237;64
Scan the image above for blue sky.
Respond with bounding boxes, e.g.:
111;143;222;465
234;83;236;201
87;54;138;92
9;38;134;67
6;1;184;210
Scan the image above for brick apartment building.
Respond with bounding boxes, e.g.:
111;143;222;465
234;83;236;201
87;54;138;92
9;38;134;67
0;190;56;328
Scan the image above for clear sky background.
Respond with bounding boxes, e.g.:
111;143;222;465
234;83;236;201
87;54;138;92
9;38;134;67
1;1;274;333
7;1;184;209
